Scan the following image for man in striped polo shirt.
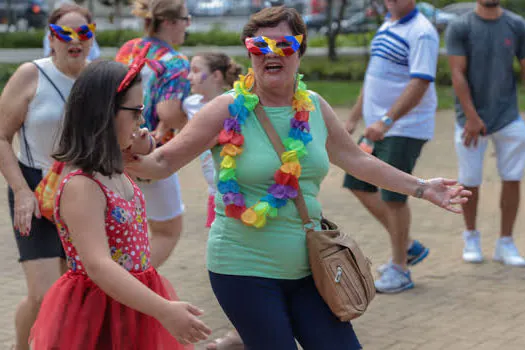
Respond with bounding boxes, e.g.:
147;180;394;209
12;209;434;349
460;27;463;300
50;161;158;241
344;0;440;294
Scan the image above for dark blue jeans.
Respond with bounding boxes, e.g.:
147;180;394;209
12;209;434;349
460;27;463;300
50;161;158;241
209;271;362;350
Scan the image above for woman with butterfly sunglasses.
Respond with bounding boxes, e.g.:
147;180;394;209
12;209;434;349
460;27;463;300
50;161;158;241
0;4;96;350
115;0;192;270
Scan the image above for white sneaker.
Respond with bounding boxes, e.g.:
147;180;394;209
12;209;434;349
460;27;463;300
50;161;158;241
374;264;414;294
463;230;484;263
493;237;525;267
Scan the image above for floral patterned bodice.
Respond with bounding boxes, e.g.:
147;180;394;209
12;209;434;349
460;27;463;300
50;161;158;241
54;170;151;274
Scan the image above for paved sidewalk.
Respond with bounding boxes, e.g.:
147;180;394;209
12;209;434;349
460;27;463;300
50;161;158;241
0;110;524;349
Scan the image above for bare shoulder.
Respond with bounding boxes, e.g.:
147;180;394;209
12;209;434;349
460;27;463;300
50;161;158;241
310;91;334;116
1;62;38;101
60;174;106;210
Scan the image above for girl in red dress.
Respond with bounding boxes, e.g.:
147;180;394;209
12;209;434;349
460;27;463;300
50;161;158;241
29;58;211;349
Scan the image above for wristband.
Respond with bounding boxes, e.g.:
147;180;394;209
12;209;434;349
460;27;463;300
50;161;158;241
414;178;427;199
147;134;155;154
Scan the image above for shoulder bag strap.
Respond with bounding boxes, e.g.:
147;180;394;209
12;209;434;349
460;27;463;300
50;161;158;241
32;61;67;103
253;104;311;226
22;61;67;168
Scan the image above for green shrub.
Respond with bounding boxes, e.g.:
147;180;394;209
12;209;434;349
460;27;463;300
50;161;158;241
0;28;242;49
0;30;46;49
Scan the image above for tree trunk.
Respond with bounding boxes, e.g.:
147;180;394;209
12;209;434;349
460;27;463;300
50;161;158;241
6;0;14;32
88;0;95;16
326;0;349;61
115;0;123;43
326;0;336;61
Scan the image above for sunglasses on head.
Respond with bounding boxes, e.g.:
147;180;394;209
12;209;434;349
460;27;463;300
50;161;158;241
49;23;96;42
245;34;303;57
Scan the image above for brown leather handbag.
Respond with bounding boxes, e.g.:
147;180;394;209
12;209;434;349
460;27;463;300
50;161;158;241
255;105;376;322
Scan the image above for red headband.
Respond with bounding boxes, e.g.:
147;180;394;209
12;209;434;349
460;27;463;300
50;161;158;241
117;42;152;93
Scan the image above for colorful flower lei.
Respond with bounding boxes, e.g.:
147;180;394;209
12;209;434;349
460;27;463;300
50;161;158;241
217;68;315;228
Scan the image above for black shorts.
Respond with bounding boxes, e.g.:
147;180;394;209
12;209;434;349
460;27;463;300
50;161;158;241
7;162;65;262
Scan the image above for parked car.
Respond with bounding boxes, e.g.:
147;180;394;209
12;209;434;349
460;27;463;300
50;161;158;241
251;0;306;13
303;0;372;33
192;0;233;17
440;2;476;17
0;0;48;29
416;2;458;32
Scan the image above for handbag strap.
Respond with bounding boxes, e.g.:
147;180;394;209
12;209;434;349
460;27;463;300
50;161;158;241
254;104;312;226
32;61;67;103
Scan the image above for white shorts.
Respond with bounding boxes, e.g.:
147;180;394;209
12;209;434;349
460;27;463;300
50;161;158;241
454;118;525;187
136;173;185;221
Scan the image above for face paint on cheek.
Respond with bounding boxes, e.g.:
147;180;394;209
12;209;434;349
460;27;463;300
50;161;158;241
200;73;208;83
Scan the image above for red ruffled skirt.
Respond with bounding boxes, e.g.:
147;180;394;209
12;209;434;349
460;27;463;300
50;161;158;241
30;267;193;350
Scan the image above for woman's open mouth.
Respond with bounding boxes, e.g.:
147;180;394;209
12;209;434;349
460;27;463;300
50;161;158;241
264;62;284;74
68;47;83;57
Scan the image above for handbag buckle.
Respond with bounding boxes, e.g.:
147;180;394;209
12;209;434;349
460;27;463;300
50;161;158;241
303;220;316;232
335;266;343;283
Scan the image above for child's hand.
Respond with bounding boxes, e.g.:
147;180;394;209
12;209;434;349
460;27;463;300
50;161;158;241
158;301;212;344
129;128;155;155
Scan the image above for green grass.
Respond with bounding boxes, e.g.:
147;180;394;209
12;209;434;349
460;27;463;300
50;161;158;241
308;81;525;109
308;80;457;108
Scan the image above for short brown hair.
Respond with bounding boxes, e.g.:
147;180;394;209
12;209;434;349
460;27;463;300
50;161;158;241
48;3;93;25
241;6;307;56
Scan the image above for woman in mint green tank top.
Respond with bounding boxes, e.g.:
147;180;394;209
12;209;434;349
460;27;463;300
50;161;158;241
127;7;471;350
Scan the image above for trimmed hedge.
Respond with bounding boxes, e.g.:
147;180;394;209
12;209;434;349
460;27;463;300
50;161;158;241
0;28;242;48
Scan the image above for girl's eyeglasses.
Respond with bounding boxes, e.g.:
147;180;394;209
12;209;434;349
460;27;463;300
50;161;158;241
119;105;145;121
119;105;144;112
175;15;191;23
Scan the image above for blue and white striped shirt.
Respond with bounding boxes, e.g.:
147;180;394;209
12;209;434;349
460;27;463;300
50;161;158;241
363;8;439;140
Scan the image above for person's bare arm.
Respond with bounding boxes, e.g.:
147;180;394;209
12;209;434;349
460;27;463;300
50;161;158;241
0;63;37;191
449;56;480;124
449;55;486;146
125;94;232;180
319;94;470;212
0;62;40;234
156;99;188;131
385;78;430;122
61;176;211;343
345;89;363;134
322;95;422;196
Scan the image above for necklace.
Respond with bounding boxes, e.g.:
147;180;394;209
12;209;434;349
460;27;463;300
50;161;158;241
217;69;315;228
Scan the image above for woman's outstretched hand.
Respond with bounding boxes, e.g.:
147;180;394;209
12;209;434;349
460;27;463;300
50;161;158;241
420;178;471;214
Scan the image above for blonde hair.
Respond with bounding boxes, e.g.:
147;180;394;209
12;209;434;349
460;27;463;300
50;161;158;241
132;0;185;35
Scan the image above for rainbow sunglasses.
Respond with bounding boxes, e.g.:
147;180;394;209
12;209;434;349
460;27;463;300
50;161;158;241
49;23;96;42
245;34;303;57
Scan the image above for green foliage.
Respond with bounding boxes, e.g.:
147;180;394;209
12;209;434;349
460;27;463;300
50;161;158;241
0;29;242;49
0;30;47;48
